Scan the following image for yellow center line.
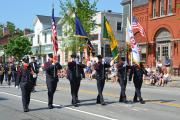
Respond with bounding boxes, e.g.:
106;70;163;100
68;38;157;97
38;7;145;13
37;84;180;108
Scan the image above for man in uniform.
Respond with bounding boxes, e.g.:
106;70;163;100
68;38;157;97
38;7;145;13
19;56;34;112
117;60;129;103
29;56;39;92
129;62;147;104
94;55;110;105
44;53;62;109
67;54;86;107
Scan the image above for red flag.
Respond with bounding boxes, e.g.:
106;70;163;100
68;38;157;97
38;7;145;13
52;8;58;54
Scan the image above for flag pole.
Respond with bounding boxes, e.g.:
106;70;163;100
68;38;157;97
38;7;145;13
130;0;133;66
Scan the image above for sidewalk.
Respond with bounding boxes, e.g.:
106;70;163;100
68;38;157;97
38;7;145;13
167;76;180;88
143;76;180;88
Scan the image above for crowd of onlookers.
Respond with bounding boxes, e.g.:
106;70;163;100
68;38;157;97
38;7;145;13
145;60;171;87
56;58;172;87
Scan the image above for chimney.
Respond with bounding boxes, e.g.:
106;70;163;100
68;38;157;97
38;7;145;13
107;10;112;13
3;27;9;36
24;28;32;35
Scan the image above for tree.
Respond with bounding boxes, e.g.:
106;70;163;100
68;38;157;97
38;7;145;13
59;0;98;52
4;36;32;60
6;21;16;36
0;24;3;38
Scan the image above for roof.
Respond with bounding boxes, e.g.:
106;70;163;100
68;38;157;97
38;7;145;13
121;0;148;7
33;15;60;25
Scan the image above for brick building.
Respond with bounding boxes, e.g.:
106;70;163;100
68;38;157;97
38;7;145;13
122;0;180;70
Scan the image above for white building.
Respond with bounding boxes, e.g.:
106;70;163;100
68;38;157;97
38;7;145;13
27;11;123;65
59;11;123;65
26;15;61;64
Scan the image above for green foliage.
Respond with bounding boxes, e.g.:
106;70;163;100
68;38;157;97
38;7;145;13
6;21;16;36
0;24;3;38
4;36;32;60
59;0;98;51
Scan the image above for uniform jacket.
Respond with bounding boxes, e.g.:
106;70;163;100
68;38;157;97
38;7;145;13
44;61;62;82
29;62;39;74
129;65;148;81
19;65;33;84
67;61;86;81
94;62;110;80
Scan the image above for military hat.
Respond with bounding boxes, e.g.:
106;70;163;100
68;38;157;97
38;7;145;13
48;53;53;58
97;55;102;59
71;54;76;58
22;56;29;63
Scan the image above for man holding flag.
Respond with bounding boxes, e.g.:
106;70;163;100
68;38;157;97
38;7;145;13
44;8;62;109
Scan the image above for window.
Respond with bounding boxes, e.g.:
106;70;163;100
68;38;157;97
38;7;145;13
167;0;172;14
30;37;33;44
117;22;122;31
160;0;164;16
152;0;156;18
37;35;40;44
44;33;47;43
162;46;169;57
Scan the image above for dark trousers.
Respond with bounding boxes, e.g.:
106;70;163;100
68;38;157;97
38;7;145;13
46;80;58;106
96;78;105;103
15;75;20;87
32;78;37;91
7;74;12;86
70;79;80;104
118;78;127;100
0;74;4;85
20;82;33;109
133;79;143;100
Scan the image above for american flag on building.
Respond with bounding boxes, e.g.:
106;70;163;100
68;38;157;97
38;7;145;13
51;8;58;54
132;16;146;37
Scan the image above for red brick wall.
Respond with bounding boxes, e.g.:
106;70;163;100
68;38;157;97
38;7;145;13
133;0;180;67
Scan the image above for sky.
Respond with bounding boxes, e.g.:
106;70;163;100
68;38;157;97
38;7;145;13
0;0;123;30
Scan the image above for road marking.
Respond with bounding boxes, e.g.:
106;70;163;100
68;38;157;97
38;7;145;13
3;84;180;109
36;84;180;108
0;91;118;120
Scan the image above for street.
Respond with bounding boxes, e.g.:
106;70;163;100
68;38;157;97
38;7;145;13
0;78;180;120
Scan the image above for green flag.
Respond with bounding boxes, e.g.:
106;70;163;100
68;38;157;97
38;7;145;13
103;16;119;60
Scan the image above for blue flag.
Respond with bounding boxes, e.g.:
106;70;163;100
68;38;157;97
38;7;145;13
75;15;87;37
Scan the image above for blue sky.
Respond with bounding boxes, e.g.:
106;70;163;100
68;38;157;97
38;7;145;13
0;0;123;30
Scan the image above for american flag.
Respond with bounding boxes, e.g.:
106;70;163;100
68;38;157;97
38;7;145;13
132;16;146;37
51;8;58;54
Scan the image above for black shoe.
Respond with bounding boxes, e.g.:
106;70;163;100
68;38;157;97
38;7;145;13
122;98;128;103
101;102;106;105
76;100;80;103
139;99;145;104
96;101;101;104
24;108;29;112
119;98;123;102
48;105;54;109
72;103;78;107
133;99;138;103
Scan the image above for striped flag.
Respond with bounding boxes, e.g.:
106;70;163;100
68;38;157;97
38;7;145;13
103;16;119;60
126;18;140;65
132;16;145;37
51;8;58;54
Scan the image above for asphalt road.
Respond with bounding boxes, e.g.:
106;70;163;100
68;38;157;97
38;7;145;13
0;78;180;120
